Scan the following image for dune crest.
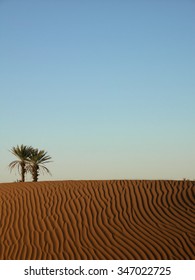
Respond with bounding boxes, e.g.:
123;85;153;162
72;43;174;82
0;180;194;260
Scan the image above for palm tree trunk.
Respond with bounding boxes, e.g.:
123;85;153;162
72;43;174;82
21;162;25;182
33;165;39;182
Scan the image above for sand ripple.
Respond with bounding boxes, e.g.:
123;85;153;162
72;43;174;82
0;180;194;259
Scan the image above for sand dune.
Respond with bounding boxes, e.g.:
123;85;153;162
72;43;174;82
0;180;194;260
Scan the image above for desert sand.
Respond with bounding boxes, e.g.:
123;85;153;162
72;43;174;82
0;180;194;260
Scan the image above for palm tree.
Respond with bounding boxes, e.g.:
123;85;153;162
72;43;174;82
28;148;52;182
9;145;33;182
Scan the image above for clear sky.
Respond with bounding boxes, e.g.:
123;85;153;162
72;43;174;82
0;0;194;182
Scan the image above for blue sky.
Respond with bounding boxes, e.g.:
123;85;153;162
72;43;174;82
0;0;194;182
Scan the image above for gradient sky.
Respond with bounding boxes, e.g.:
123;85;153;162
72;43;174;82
0;0;194;182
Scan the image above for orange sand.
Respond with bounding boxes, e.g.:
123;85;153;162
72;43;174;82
0;180;194;260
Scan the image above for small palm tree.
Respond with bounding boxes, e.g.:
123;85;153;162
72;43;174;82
9;145;33;182
28;148;52;182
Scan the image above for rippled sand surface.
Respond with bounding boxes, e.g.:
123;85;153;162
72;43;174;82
0;180;194;259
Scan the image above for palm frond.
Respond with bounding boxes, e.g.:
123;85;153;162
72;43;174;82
29;149;52;164
9;160;19;169
39;165;52;175
9;160;21;174
10;144;32;157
